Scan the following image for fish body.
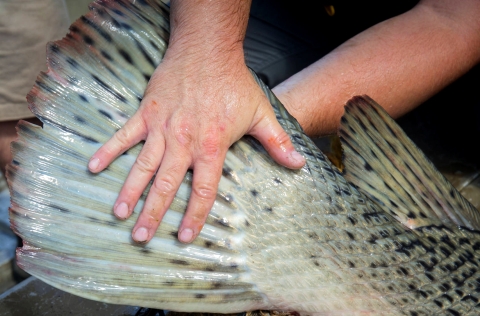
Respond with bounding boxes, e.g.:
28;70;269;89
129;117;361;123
7;0;480;315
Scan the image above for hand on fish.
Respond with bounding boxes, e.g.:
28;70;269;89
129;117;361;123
87;44;305;244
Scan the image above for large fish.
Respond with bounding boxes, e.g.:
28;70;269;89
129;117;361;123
7;0;480;315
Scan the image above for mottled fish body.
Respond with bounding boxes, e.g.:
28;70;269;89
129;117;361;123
7;1;480;315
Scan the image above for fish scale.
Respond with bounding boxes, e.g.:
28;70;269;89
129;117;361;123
7;0;480;315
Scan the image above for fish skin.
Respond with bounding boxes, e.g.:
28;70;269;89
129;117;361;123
6;0;480;315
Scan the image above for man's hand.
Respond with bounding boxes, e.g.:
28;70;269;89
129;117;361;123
87;0;305;244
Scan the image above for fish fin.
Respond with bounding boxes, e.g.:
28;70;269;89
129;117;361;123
8;1;268;312
339;95;480;230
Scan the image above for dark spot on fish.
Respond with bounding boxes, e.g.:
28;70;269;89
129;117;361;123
265;207;273;213
433;300;443;308
325;195;332;204
120;22;133;31
149;40;159;50
419;212;427;218
113;9;124;16
308;232;318;240
170;259;189;266
347;215;357;225
136;41;156;68
66;57;78;69
98;109;113;120
80;16;113;42
36;80;54;93
215;218;230;227
140;248;152;254
274;177;282;184
79;95;88;103
250;190;258;197
313;260;320;267
407;211;416;219
70;25;80;33
83;35;94;45
101;50;113;61
424;272;435;281
205;267;214;272
106;221;117;227
87;216;100;223
195;294;206;299
244;220;250;227
367;234;377;244
402;298;408;303
409;312;418;316
446;309;460;316
342;189;351;196
204;241;213;248
346;231;355;240
398;267;409;276
11;160;19;166
442;294;454;303
461;295;478;303
341;116;347;124
383;181;393;192
92;74;127;103
119;49;134;65
230;262;238;269
364;162;373;171
370;262;377;269
449;189;455;198
211;282;223;289
439;246;452;257
379;230;389;238
164;281;174;286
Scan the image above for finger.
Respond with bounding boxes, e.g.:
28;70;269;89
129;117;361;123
131;149;191;243
250;107;306;169
177;152;226;243
113;134;165;220
88;114;147;173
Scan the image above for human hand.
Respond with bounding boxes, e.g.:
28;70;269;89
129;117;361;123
87;44;305;244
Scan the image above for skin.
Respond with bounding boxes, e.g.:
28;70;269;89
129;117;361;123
85;0;480;245
275;0;480;136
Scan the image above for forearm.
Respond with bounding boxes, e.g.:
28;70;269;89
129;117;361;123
273;0;480;137
167;0;251;70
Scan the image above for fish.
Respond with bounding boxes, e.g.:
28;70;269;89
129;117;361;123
6;0;480;315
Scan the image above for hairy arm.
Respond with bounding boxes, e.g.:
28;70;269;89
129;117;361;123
274;0;480;136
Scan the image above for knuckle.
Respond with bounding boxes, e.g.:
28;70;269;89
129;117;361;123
153;173;178;196
192;182;217;200
199;132;222;158
113;127;132;150
172;122;193;146
135;154;158;174
272;130;291;147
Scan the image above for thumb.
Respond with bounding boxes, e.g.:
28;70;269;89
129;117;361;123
249;106;306;169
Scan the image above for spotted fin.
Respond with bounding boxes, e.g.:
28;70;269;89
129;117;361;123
339;95;480;230
7;0;269;312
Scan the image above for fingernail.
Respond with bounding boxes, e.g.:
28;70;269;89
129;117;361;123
114;202;129;219
88;157;100;171
179;228;194;243
133;227;149;243
290;151;305;165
